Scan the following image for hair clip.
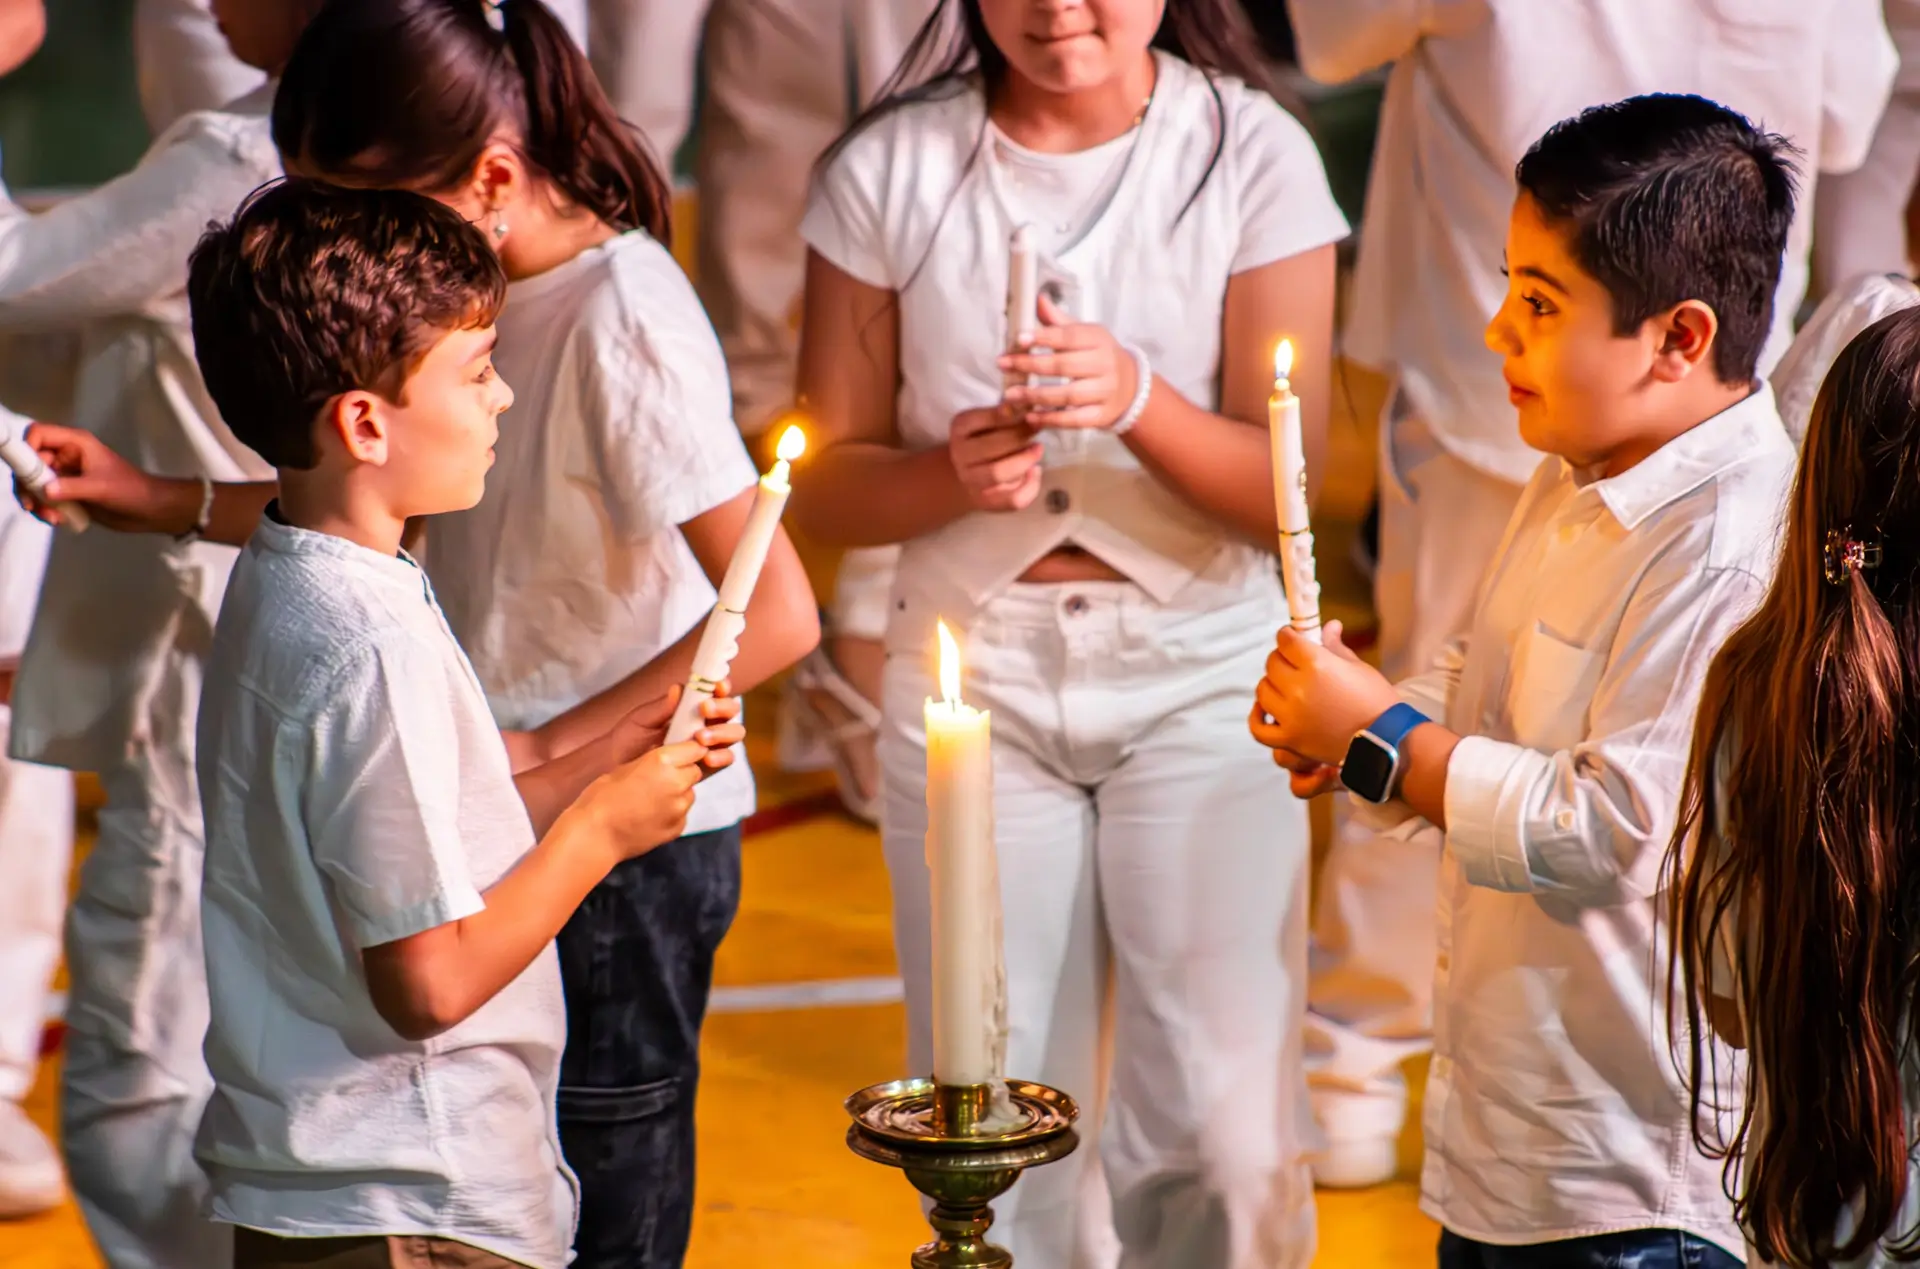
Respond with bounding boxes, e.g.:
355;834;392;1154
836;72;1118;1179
1823;528;1884;585
482;0;506;32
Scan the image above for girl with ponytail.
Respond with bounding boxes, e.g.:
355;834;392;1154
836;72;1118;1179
271;3;823;1264
1670;307;1920;1268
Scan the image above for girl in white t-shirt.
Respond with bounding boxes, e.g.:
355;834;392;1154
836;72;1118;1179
1669;308;1920;1268
789;3;1348;1265
269;2;820;1264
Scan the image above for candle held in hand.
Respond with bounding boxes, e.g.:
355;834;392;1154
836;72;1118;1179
925;620;1007;1090
1269;341;1320;644
664;424;806;744
1005;225;1039;394
0;417;87;532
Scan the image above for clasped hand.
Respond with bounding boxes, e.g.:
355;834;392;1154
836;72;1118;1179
949;295;1140;514
1247;621;1400;799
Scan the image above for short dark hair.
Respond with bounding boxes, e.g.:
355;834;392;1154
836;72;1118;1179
1515;94;1800;385
187;179;507;470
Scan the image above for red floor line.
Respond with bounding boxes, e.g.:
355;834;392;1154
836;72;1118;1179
34;791;848;1060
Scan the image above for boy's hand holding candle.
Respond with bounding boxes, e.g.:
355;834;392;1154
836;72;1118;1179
1250;620;1397;796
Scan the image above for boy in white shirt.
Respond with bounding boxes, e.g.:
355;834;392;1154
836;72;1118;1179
1252;94;1797;1266
182;179;739;1269
1283;0;1895;1187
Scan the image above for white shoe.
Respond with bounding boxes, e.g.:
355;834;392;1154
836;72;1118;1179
1310;1133;1399;1190
0;1100;65;1218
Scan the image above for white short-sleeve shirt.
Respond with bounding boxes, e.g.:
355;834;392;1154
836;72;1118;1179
801;53;1349;641
194;512;575;1269
422;231;760;837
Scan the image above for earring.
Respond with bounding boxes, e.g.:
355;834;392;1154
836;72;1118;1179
492;218;509;241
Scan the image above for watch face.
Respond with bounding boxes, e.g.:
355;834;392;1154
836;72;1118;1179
1342;736;1398;804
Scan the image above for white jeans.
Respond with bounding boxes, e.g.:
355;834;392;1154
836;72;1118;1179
62;653;223;1269
696;0;935;435
0;706;71;1104
587;0;710;165
1815;89;1920;297
1303;404;1524;1144
878;577;1316;1269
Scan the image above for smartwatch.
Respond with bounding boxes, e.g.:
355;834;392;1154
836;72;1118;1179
1341;702;1430;805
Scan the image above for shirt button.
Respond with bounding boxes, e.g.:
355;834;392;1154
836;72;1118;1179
1046;489;1071;514
1064;595;1090;617
1553;808;1576;832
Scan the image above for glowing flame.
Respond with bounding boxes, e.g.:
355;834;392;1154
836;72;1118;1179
1274;339;1294;382
937;619;961;706
776;424;807;463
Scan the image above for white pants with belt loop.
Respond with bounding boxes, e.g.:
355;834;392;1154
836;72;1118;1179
1303;402;1524;1148
878;573;1316;1269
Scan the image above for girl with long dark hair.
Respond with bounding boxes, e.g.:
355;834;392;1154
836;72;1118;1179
1670;308;1920;1267
788;2;1348;1265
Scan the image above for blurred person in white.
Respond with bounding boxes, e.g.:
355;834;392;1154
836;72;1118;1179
0;482;68;1224
696;0;939;823
586;0;708;166
1814;1;1920;293
0;0;69;1230
1284;0;1895;1190
0;4;325;1264
135;0;588;137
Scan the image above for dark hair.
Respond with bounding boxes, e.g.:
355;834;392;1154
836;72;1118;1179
1667;308;1920;1267
1515;94;1799;386
820;0;1281;229
188;179;507;470
272;0;670;243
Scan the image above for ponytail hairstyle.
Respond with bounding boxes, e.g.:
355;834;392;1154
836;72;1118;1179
1667;307;1920;1266
819;0;1283;232
272;0;671;245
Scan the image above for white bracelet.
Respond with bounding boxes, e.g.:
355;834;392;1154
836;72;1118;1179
1111;341;1152;435
176;475;215;543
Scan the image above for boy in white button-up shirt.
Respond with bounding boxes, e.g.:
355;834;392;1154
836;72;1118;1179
181;180;738;1269
1284;0;1895;1185
1253;95;1798;1266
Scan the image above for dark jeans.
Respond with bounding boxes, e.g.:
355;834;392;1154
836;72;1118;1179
1439;1229;1743;1269
556;823;743;1269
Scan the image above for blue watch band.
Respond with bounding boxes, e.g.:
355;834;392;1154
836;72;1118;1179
1365;702;1429;751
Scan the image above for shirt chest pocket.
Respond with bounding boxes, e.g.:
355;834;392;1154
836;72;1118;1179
1505;623;1606;754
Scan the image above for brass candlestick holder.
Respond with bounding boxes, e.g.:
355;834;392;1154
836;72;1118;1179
846;1077;1079;1268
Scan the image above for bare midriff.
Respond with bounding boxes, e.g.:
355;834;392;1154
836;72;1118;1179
1015;543;1129;584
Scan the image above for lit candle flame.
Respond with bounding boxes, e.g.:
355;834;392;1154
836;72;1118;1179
775;424;806;463
1274;339;1294;382
937;619;961;706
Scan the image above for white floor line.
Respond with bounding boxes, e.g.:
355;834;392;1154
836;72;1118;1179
42;980;904;1024
709;975;904;1014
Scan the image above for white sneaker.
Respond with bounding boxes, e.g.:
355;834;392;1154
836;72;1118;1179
1310;1133;1400;1189
0;1100;65;1218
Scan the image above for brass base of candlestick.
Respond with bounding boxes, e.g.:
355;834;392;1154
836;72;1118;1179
847;1078;1079;1268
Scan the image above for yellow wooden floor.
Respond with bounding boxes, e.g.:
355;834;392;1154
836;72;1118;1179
0;192;1439;1267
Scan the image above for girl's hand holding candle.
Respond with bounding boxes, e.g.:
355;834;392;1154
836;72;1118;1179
1268;340;1321;645
1;417;88;531
664;424;806;744
924;619;1007;1090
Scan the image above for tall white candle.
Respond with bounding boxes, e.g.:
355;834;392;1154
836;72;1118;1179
664;424;805;743
1269;341;1320;645
0;415;86;531
925;619;1006;1089
1005;224;1039;393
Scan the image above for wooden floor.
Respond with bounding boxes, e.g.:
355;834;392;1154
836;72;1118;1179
0;196;1440;1268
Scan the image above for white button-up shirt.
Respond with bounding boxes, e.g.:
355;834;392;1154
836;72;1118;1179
1364;386;1795;1253
1288;0;1896;485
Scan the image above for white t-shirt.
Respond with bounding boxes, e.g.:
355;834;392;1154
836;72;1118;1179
195;512;575;1269
801;53;1349;642
3;85;281;773
423;230;760;837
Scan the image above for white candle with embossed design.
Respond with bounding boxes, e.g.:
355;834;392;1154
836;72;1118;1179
1269;340;1320;644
